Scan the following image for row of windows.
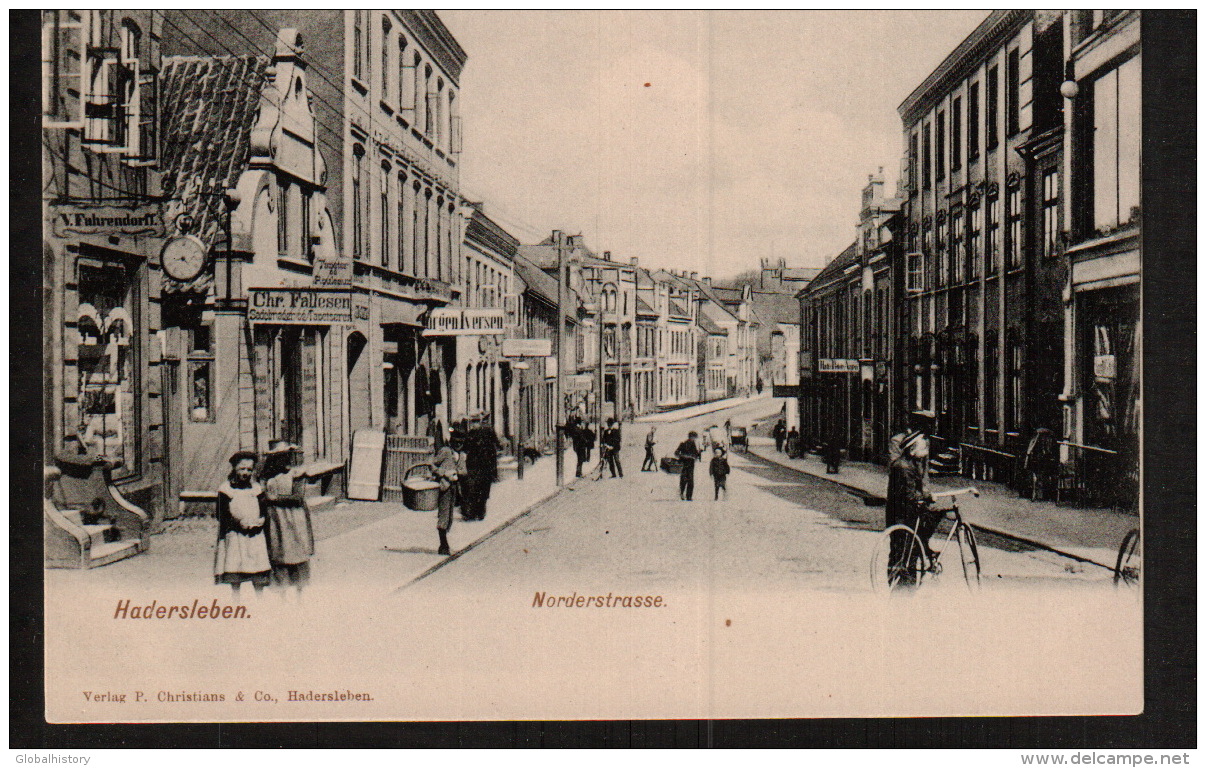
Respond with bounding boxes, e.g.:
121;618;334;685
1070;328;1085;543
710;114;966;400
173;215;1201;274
349;143;459;282
909;340;1027;435
351;10;460;155
908;51;1022;193
907;169;1059;293
466;256;507;309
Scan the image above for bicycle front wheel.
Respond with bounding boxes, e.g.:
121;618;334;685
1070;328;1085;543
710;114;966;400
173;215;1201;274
954;522;981;590
871;524;928;594
1113;528;1141;587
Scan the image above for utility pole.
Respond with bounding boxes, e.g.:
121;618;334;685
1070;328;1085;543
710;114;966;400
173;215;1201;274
596;304;605;476
554;230;566;487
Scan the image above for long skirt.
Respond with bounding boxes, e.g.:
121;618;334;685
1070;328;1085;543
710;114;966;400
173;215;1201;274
265;501;315;566
437;486;455;531
214;530;271;586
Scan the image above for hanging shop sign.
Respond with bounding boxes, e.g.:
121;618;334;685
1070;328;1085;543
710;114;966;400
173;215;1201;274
422;308;507;336
52;204;164;239
313;252;353;287
565;374;594;392
817;358;859;374
502;338;553;358
247;287;353;324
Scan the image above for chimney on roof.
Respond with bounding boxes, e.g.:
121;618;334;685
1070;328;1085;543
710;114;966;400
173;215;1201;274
569;234;584;249
690;271;698;280
603;250;611;261
703;276;712;287
630;256;638;266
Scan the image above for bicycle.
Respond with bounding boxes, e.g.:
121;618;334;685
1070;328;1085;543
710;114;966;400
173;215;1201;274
1113;527;1141;587
870;487;982;594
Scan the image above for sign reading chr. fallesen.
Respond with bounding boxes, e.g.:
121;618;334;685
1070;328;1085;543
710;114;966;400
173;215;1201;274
248;288;358;324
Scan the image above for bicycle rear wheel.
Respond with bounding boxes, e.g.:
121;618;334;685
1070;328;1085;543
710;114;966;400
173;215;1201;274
871;524;928;594
954;522;981;590
1113;528;1141;587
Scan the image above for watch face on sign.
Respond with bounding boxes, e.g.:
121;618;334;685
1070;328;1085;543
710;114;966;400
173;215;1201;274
161;236;208;282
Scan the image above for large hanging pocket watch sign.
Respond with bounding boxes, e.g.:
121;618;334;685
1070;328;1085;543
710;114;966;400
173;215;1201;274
160;235;209;282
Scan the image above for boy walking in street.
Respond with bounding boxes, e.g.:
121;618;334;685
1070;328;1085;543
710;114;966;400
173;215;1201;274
709;445;730;500
642;426;657;471
674;432;703;501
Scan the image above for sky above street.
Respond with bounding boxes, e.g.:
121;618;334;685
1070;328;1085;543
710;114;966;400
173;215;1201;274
441;10;988;279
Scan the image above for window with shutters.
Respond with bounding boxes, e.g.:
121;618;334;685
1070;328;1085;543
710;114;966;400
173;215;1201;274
352;10;366;84
380;163;391;268
424;65;434;137
1006;48;1020;136
908;132;919;193
936;216;948;286
967;82;980;162
986;65;999;149
449;91;462;153
397;172;407;272
380;16;391;103
921;123;932;190
1090;56;1141;233
951;97;962;172
951;209;964;285
1042;168;1060;257
42;11;86;127
906;252;923;294
968;201;982;279
935;110;945;182
1007;185;1024;269
986;194;1000;274
351;145;365;259
397;37;409;114
277;178;290;256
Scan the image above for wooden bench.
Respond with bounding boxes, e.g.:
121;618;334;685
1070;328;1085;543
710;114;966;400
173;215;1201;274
177;461;346;518
177;490;219;519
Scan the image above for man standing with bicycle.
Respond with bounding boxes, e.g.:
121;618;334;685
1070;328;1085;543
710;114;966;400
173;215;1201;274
886;428;942;580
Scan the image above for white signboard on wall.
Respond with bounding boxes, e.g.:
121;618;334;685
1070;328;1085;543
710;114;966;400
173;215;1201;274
422;308;507;336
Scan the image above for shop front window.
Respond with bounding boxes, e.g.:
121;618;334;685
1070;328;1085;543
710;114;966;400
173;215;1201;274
75;259;139;477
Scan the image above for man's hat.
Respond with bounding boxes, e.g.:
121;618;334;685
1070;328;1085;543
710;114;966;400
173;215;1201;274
909;410;937;429
899;430;927;454
265;439;297;455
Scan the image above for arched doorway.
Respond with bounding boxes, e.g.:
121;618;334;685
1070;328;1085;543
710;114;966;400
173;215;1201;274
346;331;370;440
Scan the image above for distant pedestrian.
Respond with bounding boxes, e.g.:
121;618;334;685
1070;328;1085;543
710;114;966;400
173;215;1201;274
601;417;623;478
433;434;463;555
260;440;314;601
756;376;764;394
709;445;731;501
462;415;500;520
786;427;800;458
214;450;270;597
571;420;593;478
642;426;657;472
724;419;732;443
773;419;787;452
824;440;843;474
674;432;703;501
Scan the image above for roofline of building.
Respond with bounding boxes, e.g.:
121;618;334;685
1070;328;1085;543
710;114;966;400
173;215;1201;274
399;10;468;84
897;10;1027;125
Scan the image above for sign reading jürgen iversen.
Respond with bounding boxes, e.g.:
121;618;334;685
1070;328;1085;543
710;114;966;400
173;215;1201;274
423;308;507;336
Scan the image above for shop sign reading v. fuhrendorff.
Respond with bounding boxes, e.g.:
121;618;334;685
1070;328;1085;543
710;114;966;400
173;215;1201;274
52;204;164;239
